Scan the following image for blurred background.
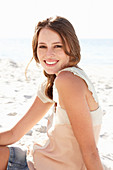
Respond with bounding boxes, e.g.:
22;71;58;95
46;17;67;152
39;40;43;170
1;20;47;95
0;0;113;65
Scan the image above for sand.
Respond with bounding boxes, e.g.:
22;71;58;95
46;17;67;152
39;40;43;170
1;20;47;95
0;58;113;168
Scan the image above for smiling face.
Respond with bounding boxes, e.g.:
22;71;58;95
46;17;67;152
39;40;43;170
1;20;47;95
37;28;70;75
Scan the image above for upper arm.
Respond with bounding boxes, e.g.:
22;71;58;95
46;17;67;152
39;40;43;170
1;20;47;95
55;71;97;153
12;96;53;142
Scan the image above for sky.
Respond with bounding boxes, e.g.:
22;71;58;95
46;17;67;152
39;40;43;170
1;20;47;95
0;0;113;39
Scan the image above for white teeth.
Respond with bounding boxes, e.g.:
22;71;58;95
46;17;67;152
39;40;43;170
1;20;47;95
46;61;57;65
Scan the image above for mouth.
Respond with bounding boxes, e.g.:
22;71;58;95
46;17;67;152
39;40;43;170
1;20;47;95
44;60;59;66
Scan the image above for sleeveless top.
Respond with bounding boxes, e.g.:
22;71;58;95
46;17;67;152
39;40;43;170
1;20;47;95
32;67;103;170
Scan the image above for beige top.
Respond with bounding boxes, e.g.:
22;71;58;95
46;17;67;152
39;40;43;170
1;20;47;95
31;67;103;170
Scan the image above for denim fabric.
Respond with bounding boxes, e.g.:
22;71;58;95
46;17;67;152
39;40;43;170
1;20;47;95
7;147;29;170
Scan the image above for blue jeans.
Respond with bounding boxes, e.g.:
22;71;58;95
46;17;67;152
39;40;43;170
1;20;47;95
7;147;29;170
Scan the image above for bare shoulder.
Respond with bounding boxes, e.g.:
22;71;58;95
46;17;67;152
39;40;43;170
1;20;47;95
55;71;87;94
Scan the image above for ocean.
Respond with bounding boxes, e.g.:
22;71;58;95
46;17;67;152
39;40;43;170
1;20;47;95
80;39;113;65
0;38;113;66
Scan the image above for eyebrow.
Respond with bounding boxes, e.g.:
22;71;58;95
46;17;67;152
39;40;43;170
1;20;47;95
38;42;62;45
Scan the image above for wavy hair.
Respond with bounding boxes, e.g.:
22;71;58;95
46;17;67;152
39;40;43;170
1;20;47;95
27;16;81;100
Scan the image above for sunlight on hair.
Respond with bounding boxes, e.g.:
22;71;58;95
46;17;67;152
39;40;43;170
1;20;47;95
25;57;33;80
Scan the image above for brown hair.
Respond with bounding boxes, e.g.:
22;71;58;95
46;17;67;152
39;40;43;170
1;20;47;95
30;16;81;100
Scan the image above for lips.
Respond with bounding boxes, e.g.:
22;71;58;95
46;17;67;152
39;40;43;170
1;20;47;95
44;60;59;65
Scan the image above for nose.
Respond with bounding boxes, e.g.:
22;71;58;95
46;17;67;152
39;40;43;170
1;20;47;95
46;47;54;57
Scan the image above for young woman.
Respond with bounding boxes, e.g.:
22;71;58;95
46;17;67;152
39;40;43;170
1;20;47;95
0;16;104;170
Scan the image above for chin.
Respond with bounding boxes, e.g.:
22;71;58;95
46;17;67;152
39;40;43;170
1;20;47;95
47;72;56;75
45;70;58;75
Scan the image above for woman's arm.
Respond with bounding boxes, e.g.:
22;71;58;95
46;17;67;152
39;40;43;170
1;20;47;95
55;71;103;170
0;96;53;146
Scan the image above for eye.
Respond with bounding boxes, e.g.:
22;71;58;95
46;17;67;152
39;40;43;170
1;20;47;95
38;45;47;49
54;45;63;48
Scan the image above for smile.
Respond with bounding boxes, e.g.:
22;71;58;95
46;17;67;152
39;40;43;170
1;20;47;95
44;60;59;65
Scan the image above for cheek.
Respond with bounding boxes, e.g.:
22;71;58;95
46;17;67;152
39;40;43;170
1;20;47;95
65;55;70;64
36;55;43;65
61;56;70;68
37;52;43;62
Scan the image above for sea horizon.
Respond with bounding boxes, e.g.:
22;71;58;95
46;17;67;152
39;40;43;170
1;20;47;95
0;38;113;66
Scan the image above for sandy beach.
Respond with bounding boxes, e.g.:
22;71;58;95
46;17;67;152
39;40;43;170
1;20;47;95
0;58;113;168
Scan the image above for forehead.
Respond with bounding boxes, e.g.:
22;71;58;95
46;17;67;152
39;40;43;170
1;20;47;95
38;28;62;43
